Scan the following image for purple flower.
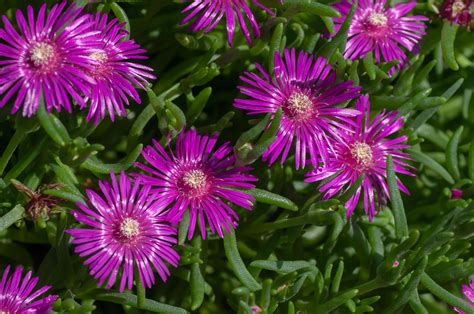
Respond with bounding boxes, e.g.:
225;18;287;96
0;2;97;116
234;48;361;169
331;0;428;68
305;95;414;220
84;13;155;124
67;172;179;292
0;265;58;314
454;279;474;313
440;0;472;29
134;129;257;240
180;0;276;46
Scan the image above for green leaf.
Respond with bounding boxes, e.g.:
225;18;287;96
441;21;459;71
110;3;131;40
469;141;474;181
250;260;313;273
223;229;262;291
37;101;70;146
91;291;187;313
420;274;472;313
387;155;408;239
408;149;455;184
316;289;359;312
363;53;376;80
284;0;341;17
446;126;463;181
0;205;25;232
81;144;142;174
186;87;212;125
248;188;298;211
190;263;205;310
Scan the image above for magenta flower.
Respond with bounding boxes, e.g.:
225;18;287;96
134;129;257;240
234;48;361;169
0;2;97;116
180;0;276;45
67;172;179;292
305;95;414;219
331;0;428;67
440;0;472;29
0;265;58;314
454;279;474;313
84;13;155;124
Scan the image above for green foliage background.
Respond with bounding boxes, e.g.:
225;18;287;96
0;0;473;313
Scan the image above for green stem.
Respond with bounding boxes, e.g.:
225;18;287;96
0;129;26;176
353;278;384;295
135;267;145;309
420;273;473;313
243;210;336;234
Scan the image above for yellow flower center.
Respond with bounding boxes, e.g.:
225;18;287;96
286;92;314;119
120;218;140;239
30;42;55;66
351;142;373;168
183;169;207;189
368;12;388;26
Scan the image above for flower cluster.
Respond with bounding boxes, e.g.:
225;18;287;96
0;2;154;122
1;0;435;304
235;48;414;219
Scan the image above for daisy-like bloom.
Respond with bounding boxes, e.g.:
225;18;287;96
67;172;179;292
440;0;472;29
305;95;414;220
180;0;277;45
0;265;58;313
134;129;257;240
83;13;155;124
331;0;428;68
454;279;474;313
234;48;361;169
0;2;97;116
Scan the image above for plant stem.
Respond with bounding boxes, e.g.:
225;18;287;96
135;267;145;309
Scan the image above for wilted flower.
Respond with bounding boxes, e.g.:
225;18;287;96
331;0;428;69
84;13;155;124
440;0;472;29
0;2;97;116
179;0;277;45
0;265;58;313
234;48;361;169
454;279;474;313
306;95;414;220
11;180;62;221
134;129;257;240
68;172;179;292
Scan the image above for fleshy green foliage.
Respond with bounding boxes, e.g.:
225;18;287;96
0;0;473;313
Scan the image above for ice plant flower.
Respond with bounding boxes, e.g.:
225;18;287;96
0;2;97;116
454;279;474;313
0;265;58;313
305;95;414;220
440;0;472;29
84;13;155;124
180;0;277;45
234;48;361;169
134;129;257;240
67;172;179;291
331;0;428;68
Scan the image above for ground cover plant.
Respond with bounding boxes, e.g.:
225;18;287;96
0;0;473;313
